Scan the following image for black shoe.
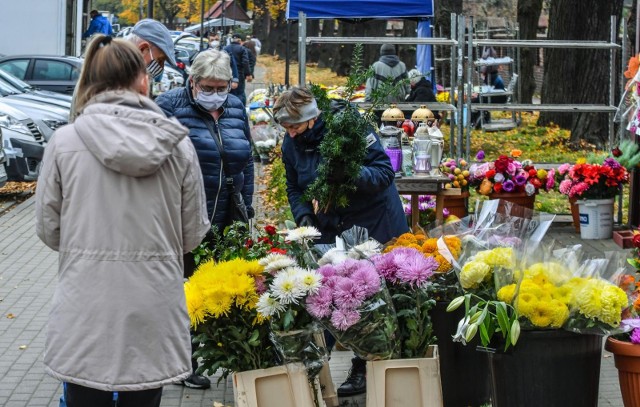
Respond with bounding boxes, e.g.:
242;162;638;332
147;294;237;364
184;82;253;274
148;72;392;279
182;374;211;389
337;358;366;397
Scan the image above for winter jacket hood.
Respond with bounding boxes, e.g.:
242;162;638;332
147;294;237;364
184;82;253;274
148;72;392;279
74;90;188;177
379;55;401;68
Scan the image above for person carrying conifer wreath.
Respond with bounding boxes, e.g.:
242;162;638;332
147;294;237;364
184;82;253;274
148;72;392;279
273;86;409;397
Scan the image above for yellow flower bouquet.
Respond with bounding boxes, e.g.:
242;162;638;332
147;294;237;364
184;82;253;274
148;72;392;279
185;258;275;382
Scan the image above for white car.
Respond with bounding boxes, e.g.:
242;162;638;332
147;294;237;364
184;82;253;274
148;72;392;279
0;96;68;141
0;101;45;182
0;128;7;188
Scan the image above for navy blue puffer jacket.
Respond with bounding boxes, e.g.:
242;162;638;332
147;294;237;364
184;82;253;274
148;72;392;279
281;113;408;245
156;84;254;229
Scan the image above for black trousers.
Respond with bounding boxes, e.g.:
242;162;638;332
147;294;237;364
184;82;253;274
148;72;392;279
65;383;162;407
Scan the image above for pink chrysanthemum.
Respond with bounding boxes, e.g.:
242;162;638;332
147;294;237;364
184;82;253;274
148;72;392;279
317;264;337;280
569;181;589;198
558;163;571;175
546;168;556;190
396;252;439;287
331;308;361;331
334;277;366;309
254;275;267;295
323;275;341;289
350;264;382;297
371;253;399;282
559;179;572;195
335;258;361;277
306;287;333;319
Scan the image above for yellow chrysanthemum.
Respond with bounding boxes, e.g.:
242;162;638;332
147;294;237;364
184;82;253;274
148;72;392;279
204;292;234;318
414;234;427;245
549;299;570;328
526;262;572;285
528;302;554;328
422;239;438;254
497;284;517;304
574;281;628;326
396;233;418;245
443;236;462;258
184;281;207;327
551;285;572;305
563;278;588;307
516;292;539;316
474;247;515;269
460;261;492;289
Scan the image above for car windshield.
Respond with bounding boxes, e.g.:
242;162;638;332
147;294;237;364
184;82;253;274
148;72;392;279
0;79;20;95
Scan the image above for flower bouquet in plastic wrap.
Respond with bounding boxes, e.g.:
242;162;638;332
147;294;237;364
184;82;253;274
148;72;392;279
184;258;275;382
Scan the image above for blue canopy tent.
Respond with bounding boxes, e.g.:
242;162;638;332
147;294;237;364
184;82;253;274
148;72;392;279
286;0;435;85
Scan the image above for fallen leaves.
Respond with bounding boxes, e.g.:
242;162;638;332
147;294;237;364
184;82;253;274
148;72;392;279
6;313;15;319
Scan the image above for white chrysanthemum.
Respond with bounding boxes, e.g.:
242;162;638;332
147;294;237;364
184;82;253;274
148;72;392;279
348;240;382;259
259;253;297;273
299;270;323;294
285;226;322;243
256;293;285;317
271;272;306;304
279;266;307;279
318;248;348;265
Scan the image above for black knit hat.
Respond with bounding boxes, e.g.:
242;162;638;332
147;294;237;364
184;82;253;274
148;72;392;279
380;44;396;56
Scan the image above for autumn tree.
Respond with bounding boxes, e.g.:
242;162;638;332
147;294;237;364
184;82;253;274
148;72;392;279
537;0;623;147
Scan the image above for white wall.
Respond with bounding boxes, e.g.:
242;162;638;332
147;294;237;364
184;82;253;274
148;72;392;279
0;0;66;56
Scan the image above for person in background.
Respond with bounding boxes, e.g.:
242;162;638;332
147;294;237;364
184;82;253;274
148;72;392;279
365;44;410;103
208;32;221;49
156;50;255;389
224;33;253;105
36;34;209;407
242;38;257;78
273;87;409;397
247;35;261;55
406;69;436;103
82;10;113;38
207;34;240;93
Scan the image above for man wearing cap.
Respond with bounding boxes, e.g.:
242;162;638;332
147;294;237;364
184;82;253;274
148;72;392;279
365;44;410;103
224;33;252;105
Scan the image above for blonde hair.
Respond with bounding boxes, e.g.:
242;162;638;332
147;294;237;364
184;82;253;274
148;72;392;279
74;35;146;113
190;49;232;82
272;87;315;121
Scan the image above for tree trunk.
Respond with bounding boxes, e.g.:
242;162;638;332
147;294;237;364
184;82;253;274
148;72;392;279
433;0;463;86
516;0;544;104
252;0;270;43
317;20;336;69
538;0;623;147
399;20;417;70
265;13;298;60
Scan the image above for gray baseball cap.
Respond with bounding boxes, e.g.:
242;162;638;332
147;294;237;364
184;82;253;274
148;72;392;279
132;19;176;65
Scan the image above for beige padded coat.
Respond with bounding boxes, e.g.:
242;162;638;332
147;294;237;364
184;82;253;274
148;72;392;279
35;90;210;391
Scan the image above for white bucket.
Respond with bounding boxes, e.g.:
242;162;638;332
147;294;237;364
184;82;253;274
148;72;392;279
577;198;614;240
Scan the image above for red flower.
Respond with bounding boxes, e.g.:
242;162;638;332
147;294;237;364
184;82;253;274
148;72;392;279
264;225;277;235
528;169;537;178
258;237;272;245
494;156;512;173
486;169;497;179
612;147;623;157
245;239;254;248
633;233;640;249
493;182;503;193
270;248;287;254
530;178;543;189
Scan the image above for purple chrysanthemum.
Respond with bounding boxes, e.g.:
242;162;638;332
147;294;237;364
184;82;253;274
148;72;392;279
514;173;528;186
371;253;399;282
603;157;622;170
335;258;361;277
331;308;361;331
396;251;438;287
306;287;333;318
476;150;485;161
443;208;450;218
323;275;341;289
317;264;337;280
632;328;640;344
502;179;515;192
350;263;382;297
334;277;366;309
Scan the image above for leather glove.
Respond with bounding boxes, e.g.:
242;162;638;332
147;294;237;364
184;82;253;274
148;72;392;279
326;166;346;185
299;215;315;227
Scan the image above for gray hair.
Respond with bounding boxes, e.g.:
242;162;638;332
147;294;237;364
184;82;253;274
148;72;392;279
190;49;232;82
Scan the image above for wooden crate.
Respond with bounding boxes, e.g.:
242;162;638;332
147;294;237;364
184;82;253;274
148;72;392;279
233;363;324;407
366;346;443;407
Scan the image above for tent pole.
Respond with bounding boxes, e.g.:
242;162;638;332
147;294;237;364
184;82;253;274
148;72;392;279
285;20;291;86
298;12;306;86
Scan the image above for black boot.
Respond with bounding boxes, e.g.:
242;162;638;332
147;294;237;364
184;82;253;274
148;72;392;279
337;357;366;396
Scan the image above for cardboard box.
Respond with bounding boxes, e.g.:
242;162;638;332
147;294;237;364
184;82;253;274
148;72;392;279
366;346;443;407
233;363;324;407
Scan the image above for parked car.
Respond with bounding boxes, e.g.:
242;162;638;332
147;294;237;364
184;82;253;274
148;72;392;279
0;101;45;182
115;26;133;38
0;127;7;188
0;69;72;109
0;80;68;141
152;64;185;97
0;55;83;95
174;36;208;61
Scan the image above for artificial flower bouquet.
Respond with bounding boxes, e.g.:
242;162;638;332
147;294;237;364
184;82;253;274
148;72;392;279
470;150;554;196
556;157;629;200
440;158;471;191
185;258;275;381
611;231;640;343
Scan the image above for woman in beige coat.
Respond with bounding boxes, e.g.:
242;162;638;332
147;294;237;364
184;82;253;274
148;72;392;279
35;35;210;407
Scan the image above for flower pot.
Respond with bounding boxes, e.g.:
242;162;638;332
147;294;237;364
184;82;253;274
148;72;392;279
443;191;469;219
366;345;443;407
569;196;581;233
605;336;640;407
486;330;602;407
487;192;535;218
233;363;323;407
430;301;491;407
577;198;614;239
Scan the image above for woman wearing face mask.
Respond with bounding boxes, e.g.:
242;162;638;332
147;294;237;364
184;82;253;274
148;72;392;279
156;50;254;387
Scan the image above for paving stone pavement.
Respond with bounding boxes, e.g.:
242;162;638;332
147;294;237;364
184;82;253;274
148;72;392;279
0;194;627;407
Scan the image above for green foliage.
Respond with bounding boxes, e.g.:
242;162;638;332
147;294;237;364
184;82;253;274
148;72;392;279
448;293;521;352
265;156;294;224
617;139;640;170
390;286;437;358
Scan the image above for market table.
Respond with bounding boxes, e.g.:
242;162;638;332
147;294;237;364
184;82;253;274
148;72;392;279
394;175;452;228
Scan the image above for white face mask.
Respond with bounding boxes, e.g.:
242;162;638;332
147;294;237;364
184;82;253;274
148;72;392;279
210;40;220;48
196;91;228;111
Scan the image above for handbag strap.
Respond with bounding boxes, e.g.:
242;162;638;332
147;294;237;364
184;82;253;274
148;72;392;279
199;112;235;189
